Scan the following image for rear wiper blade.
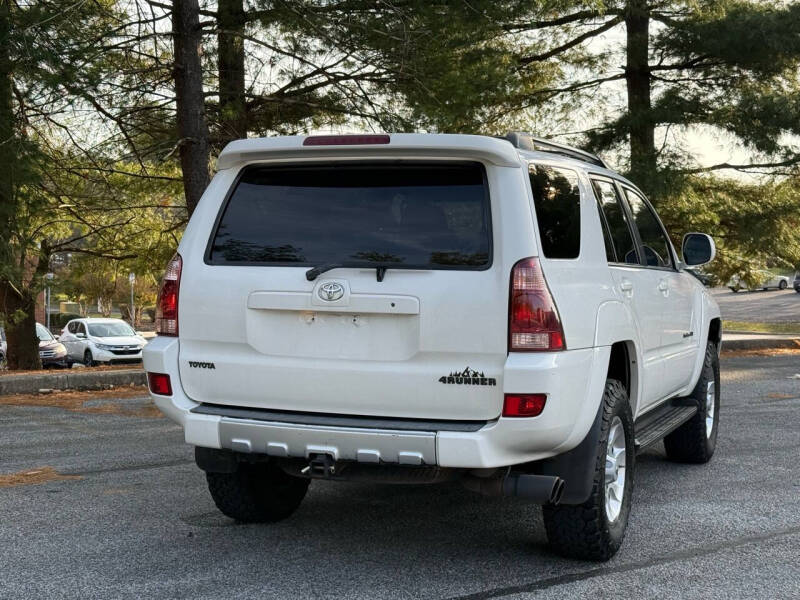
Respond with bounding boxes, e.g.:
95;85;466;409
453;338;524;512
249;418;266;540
305;263;389;282
306;263;345;281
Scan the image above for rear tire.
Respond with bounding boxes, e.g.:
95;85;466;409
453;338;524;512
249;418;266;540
542;379;634;561
206;462;310;523
664;342;720;463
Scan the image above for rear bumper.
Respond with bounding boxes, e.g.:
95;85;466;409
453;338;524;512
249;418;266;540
144;336;610;468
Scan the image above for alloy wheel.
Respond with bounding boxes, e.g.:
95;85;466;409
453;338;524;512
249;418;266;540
604;416;627;523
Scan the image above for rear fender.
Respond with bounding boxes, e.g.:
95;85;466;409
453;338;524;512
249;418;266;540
593;300;642;415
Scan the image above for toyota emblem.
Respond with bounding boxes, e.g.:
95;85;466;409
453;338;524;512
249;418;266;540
318;282;344;302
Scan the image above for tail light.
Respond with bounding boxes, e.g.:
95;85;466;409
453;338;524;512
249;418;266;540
509;257;565;351
503;394;547;417
155;253;182;336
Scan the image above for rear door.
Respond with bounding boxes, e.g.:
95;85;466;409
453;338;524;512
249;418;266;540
620;186;696;403
178;160;512;420
591;178;663;408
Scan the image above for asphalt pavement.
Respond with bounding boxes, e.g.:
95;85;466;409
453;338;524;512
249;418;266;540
712;287;799;323
1;354;799;599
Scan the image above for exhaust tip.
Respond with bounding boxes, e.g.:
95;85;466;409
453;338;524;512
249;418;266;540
550;478;565;505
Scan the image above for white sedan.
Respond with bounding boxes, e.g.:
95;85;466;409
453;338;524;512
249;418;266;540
727;271;791;292
60;318;147;365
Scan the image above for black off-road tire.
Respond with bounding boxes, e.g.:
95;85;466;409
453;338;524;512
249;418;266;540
542;379;635;561
206;462;310;523
664;342;720;463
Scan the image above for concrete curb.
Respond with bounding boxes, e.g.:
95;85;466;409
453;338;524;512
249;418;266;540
721;336;800;351
0;369;146;396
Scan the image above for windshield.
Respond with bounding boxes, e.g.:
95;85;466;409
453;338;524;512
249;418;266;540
88;322;136;338
208;162;492;270
36;323;54;342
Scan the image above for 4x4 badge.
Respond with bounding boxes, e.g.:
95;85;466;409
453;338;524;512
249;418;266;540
439;367;496;386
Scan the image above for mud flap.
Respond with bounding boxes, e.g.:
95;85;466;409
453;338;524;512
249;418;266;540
195;446;238;473
533;400;604;505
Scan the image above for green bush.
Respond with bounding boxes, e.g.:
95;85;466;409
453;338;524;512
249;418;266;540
143;306;156;322
52;312;82;329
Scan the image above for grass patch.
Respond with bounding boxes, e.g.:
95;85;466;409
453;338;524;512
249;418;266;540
723;320;800;335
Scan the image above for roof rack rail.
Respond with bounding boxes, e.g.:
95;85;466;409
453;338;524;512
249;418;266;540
504;132;608;169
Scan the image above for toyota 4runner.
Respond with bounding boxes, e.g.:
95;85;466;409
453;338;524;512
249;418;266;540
143;132;722;561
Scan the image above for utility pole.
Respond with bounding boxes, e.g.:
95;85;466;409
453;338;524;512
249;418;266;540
128;272;135;328
45;272;54;330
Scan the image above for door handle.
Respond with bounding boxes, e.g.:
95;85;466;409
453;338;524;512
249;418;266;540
620;279;633;297
658;279;669;296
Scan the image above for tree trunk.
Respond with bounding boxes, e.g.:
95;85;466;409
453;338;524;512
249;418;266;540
0;0;14;252
624;0;656;186
1;285;41;371
172;0;211;216
217;0;247;146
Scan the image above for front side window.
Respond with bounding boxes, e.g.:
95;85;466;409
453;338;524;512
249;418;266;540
624;189;673;268
529;164;581;259
208;162;491;270
591;180;638;265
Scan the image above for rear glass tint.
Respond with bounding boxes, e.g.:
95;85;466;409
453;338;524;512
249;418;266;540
529;165;581;259
208;162;491;269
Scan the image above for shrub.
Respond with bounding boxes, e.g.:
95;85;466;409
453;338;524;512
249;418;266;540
52;312;82;329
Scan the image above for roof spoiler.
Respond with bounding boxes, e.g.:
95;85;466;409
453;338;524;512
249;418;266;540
504;132;608;169
216;134;523;170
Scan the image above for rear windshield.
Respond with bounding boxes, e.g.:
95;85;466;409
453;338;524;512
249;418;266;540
207;162;491;270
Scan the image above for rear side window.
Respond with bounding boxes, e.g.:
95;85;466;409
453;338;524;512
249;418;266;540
529;165;580;259
623;189;673;269
207;162;491;269
591;180;639;265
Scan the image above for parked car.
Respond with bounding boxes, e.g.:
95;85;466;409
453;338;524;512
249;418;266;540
0;326;6;367
144;132;722;561
727;270;790;292
794;272;800;294
37;322;71;368
685;267;717;287
60;318;147;366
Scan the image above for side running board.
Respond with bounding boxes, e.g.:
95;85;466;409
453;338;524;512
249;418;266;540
634;400;698;451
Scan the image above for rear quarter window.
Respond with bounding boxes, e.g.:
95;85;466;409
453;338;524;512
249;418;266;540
529;164;581;259
207;162;492;270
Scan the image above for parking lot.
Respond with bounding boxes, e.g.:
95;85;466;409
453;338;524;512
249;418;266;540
712;287;799;323
2;353;799;599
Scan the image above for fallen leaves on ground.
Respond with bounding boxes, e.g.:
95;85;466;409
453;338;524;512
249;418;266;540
721;347;800;358
0;386;161;418
0;467;82;488
0;364;142;377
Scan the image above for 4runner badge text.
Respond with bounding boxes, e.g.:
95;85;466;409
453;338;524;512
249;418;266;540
189;361;216;369
439;367;496;386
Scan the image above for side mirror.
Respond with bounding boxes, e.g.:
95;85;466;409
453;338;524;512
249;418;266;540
682;233;715;266
76;332;86;339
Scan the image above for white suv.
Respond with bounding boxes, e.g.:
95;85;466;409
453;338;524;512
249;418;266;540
144;133;721;561
60;318;146;365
